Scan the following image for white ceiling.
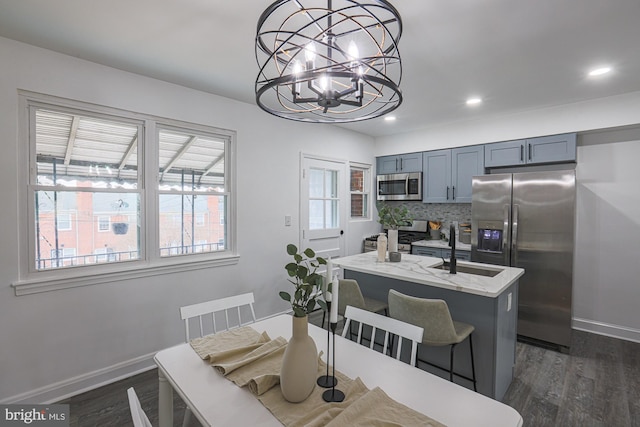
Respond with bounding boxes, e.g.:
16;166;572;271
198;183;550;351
1;0;639;138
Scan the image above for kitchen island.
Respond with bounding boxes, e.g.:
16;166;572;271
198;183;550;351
333;252;524;400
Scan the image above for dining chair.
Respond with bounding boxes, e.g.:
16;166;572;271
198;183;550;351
388;289;477;391
127;387;153;427
341;305;424;365
179;292;257;426
180;292;257;341
322;279;388;329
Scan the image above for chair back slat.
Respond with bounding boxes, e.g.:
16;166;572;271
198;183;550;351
180;292;257;342
341;305;424;365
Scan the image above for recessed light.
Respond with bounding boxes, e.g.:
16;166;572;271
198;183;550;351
466;97;482;106
384;116;397;122
588;66;612;77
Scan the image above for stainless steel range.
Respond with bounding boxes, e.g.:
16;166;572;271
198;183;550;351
363;220;428;254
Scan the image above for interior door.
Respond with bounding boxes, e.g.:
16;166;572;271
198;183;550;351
300;155;347;261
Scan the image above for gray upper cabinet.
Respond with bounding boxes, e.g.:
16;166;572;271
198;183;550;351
451;146;485;203
485;133;577;168
422;149;451;203
423;146;484;203
377;152;423;174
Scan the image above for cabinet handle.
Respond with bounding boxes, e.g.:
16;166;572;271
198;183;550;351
446;186;450;200
528;144;532;161
520;145;524;162
452;186;456;200
400;158;403;170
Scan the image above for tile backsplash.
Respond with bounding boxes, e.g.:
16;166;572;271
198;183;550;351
376;201;472;240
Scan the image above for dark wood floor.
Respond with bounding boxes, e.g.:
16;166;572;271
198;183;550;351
57;321;640;426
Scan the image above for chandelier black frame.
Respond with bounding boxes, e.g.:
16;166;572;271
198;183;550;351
255;0;403;123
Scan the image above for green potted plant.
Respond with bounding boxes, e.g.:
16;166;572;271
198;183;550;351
377;203;413;253
279;243;327;403
281;244;328;316
377;203;413;229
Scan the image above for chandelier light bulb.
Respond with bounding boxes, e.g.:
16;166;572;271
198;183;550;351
305;42;316;64
348;41;359;60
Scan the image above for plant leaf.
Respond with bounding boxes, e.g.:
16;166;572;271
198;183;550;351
279;291;291;302
287;244;298;255
303;248;315;258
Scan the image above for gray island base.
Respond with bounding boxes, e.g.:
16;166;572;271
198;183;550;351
334;252;524;401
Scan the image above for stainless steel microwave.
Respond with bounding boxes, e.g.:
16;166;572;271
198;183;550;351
376;172;422;201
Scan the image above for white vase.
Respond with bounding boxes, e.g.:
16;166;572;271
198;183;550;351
377;233;387;262
280;315;318;402
387;228;398;253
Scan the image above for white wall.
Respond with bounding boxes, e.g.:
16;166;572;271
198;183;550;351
573;128;640;341
375;90;640;154
374;98;640;344
0;37;379;403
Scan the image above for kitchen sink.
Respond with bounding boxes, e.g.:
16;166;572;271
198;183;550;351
434;262;501;277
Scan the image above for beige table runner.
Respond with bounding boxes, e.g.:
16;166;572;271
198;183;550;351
190;325;446;427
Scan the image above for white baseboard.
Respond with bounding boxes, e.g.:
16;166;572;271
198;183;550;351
573;317;640;344
1;352;157;404
1;312;296;405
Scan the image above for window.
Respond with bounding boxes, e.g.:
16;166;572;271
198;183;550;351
308;167;339;230
158;126;228;257
350;164;371;219
56;213;73;231
20;93;236;288
32;108;142;271
97;216;110;232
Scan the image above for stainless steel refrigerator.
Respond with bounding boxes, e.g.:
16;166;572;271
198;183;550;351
471;170;575;350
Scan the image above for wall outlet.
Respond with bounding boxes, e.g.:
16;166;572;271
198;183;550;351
285;215;292;226
507;292;512;311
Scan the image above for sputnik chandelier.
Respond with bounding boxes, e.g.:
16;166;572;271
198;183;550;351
255;0;403;123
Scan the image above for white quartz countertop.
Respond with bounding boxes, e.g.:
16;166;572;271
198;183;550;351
333;252;524;298
412;239;472;251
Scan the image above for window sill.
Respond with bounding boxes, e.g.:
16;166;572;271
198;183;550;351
11;254;240;296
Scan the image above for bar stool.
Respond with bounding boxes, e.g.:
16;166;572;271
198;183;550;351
322;279;388;329
388;289;477;391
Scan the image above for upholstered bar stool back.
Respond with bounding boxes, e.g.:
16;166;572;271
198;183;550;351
388;289;477;391
323;278;388;327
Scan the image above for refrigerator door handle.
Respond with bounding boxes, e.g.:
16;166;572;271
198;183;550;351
512;204;519;265
503;204;510;265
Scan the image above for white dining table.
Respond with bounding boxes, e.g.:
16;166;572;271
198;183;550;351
154;314;523;427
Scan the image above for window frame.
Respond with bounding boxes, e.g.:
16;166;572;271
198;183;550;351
349;162;372;221
155;122;231;259
14;91;238;296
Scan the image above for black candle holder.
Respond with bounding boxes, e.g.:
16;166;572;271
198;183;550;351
317;301;337;388
322;322;345;402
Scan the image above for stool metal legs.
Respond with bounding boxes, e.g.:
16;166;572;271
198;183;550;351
417;333;477;392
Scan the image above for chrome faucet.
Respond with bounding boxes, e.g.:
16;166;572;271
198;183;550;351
449;224;457;274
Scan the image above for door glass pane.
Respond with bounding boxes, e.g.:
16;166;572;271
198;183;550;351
309;200;324;230
326;170;338;198
326;200;339;228
309;168;324;198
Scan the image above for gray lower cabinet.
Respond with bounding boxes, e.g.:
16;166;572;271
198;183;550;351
344;269;519;400
377;152;423;174
484;133;577;168
412;246;470;260
423;146;484;203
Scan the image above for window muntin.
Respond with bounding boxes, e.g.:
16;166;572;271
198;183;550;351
350;165;370;219
157;127;228;257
